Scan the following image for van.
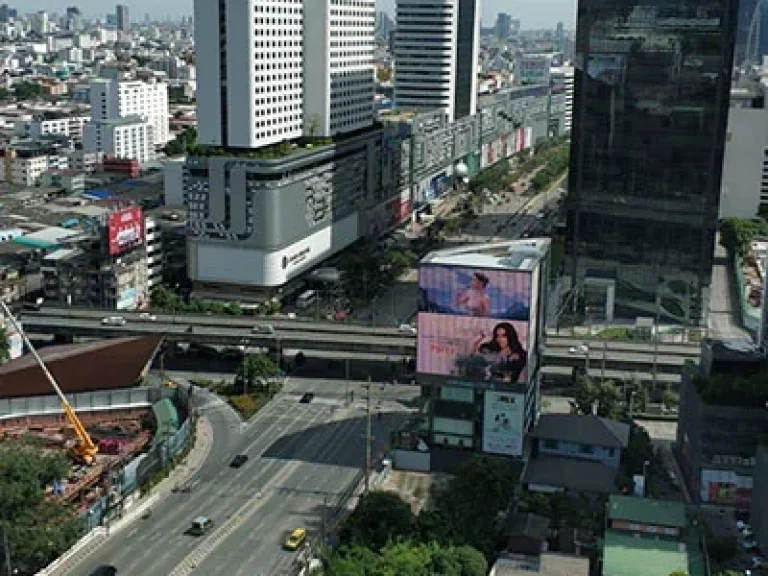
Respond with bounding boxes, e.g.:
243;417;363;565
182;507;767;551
296;290;317;309
188;516;214;536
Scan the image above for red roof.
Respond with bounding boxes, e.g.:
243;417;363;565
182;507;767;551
0;336;162;399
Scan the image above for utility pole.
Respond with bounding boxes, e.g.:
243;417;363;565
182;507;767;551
652;295;660;395
601;338;606;383
2;524;11;576
364;377;372;494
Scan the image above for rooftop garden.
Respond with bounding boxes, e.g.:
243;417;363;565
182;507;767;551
694;371;768;408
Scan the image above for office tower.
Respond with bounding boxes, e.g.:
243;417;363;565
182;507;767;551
0;5;9;23
555;21;565;52
394;0;479;121
566;0;738;325
30;11;49;35
116;4;130;32
303;0;375;137
66;6;80;17
496;12;512;40
738;0;768;66
195;0;304;148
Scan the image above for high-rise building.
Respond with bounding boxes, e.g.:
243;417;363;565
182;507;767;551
0;5;8;23
195;0;304;148
566;0;738;325
555;21;565;52
496;12;512;40
30;11;49;35
303;0;375;138
116;4;130;32
394;0;479;121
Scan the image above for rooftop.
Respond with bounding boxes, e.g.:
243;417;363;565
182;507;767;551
491;553;589;576
607;495;687;528
530;414;630;448
422;239;551;272
521;456;618;494
602;529;703;576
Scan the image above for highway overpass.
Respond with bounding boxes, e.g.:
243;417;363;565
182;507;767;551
21;309;700;377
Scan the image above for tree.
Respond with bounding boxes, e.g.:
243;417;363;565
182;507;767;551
720;217;768;258
662;388;679;410
622;423;653;476
596;380;623;419
13;82;44;101
707;536;738;563
376;67;392;82
669;571;688;576
234;354;280;394
0;441;84;574
338;491;415;551
573;375;597;415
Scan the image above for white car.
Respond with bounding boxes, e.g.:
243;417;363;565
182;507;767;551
398;324;417;335
568;344;589;354
139;312;157;321
101;316;126;326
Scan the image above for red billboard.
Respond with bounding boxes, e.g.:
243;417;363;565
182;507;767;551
108;207;144;256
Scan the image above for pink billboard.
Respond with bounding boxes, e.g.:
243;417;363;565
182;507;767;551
417;265;532;384
107;206;144;256
417;314;528;383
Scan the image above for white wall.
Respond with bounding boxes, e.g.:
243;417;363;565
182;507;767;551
192;212;359;287
720;106;768;219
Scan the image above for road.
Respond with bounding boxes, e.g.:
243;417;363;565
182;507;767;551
74;377;417;576
708;240;753;342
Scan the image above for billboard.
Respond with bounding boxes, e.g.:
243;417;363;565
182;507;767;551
417;265;532;384
108;206;144;256
482;391;524;456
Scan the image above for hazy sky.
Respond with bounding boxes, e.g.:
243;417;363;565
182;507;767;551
29;0;576;29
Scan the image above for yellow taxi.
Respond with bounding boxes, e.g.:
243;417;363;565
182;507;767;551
283;528;307;551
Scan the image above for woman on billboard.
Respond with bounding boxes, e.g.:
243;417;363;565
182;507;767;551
466;322;527;382
455;272;491;317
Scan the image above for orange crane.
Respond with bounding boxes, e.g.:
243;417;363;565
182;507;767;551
0;302;98;464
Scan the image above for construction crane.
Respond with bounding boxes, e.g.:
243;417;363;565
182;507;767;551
0;302;98;464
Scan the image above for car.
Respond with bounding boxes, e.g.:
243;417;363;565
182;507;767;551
139;312;157;321
89;567;117;576
398;324;417;335
299;392;314;404
752;556;766;569
252;324;275;334
568;344;589;354
101;316;126;326
283;528;307;551
230;454;248;468
188;516;214;536
743;539;758;551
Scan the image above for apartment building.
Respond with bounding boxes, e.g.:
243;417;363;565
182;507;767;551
84;116;155;165
14;115;90;145
88;78;169;145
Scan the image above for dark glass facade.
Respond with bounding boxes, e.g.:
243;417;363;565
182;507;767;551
566;0;737;324
454;0;478;120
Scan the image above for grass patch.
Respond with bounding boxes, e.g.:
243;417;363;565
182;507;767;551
228;393;271;420
597;327;632;340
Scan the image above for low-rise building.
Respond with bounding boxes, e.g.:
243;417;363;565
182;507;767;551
41;206;149;311
676;340;768;510
521;414;629;496
490;553;589;576
602;495;704;576
39;169;86;193
14;114;90;145
65;150;103;173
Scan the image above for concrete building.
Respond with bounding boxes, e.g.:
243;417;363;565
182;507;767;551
303;0;375;138
14;115;90;145
676;340;768;510
30;11;48;36
496;12;512;41
549;65;574;133
41;207;149;311
752;443;768;552
515;54;553;87
194;0;304;148
88;78;170;146
116;4;129;32
394;0;479;121
84;116;155;165
144;215;163;290
719;83;768;219
0;139;72;186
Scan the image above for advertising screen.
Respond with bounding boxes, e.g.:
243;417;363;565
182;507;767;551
482;391;524;456
418;265;532;384
108;207;144;256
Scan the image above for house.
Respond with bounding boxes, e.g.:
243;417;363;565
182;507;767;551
504;512;550;555
602;495;706;576
521;414;630;495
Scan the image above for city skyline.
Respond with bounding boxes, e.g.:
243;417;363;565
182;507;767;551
23;0;576;28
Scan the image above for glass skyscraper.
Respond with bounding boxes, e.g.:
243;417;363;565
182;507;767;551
566;0;738;325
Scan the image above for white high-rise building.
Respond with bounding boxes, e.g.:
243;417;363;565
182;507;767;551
394;0;480;122
88;78;170;146
195;0;304;148
303;0;375;137
84;117;155;164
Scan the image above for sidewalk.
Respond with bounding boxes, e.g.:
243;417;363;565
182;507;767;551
40;416;214;576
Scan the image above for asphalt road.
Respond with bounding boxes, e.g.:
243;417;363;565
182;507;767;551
74;378;416;576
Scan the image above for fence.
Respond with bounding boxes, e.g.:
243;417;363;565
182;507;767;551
0;387;156;420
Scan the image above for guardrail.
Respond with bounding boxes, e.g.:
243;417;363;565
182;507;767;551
0;387;158;420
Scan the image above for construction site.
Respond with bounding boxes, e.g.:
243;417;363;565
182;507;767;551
0;309;185;521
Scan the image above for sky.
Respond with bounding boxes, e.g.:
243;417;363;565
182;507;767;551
29;0;576;29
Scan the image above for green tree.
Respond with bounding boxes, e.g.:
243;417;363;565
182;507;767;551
13;82;44;101
662;388;680;410
669;571;688;576
622;423;653;476
339;491;415;551
572;375;597;415
443;544;488;576
596;380;623;419
325;545;379;575
720;217;768;258
0;441;84;574
150;285;185;311
235;354;280;394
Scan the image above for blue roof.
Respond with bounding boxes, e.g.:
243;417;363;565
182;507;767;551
83;189;113;200
122;180;143;187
